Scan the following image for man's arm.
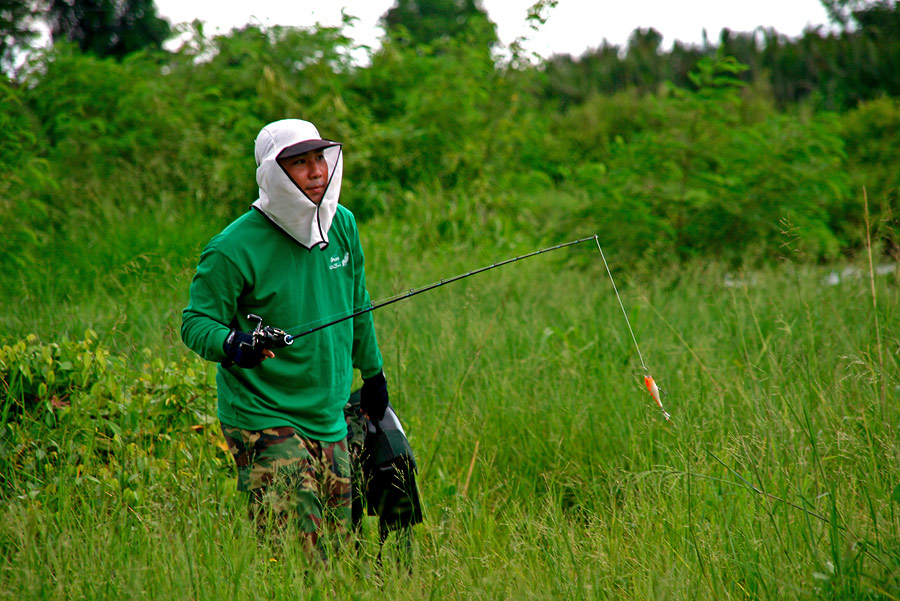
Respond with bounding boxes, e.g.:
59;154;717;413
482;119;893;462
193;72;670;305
181;248;244;363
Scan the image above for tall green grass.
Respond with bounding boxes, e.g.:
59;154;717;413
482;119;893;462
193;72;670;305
1;204;898;599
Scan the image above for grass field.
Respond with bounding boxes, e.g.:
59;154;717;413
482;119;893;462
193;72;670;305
1;209;898;600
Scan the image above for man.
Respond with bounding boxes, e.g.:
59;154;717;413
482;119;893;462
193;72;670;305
181;118;389;553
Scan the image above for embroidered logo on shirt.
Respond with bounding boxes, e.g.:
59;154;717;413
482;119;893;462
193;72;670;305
329;252;350;270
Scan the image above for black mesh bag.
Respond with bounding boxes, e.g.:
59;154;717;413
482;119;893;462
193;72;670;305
345;390;423;535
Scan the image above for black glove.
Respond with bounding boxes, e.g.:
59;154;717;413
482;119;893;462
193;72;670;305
223;329;266;368
360;370;389;421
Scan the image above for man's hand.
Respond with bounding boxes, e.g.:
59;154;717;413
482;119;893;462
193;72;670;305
360;371;389;421
223;330;274;368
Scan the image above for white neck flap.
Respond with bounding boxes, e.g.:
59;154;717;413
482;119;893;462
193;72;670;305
251;119;343;249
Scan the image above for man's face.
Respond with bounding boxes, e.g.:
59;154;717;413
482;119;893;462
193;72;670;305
279;149;328;204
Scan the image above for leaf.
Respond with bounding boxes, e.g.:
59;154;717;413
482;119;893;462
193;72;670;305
892;483;900;504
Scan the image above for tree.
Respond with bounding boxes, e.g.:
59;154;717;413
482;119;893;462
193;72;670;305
853;0;900;38
47;0;171;58
623;27;665;90
821;0;898;26
380;0;497;47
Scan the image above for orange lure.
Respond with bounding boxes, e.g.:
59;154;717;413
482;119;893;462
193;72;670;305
644;375;671;421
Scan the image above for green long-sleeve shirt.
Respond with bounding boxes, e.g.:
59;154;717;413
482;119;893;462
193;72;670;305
181;206;383;441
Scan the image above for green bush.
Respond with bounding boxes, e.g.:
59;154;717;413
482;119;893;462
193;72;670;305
547;55;852;261
0;80;51;272
0;331;219;499
841;97;900;247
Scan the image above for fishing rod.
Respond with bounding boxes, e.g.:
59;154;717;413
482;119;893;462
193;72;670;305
240;233;672;422
282;235;600;340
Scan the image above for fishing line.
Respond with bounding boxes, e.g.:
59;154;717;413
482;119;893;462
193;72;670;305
592;236;671;421
594;237;647;372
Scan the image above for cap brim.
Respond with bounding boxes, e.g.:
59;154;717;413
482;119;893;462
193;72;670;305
277;139;342;160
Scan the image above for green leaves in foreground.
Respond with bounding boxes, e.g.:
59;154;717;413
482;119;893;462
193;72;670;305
0;332;221;501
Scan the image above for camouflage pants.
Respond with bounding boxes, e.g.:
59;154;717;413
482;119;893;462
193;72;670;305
220;425;352;550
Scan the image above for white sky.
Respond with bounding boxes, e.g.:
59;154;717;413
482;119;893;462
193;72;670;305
153;0;834;58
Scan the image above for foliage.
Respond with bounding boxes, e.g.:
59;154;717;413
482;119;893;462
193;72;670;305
0;331;218;500
1;13;896;294
841;96;900;252
541;53;853;262
380;0;497;47
540;1;900;111
842;97;900;203
822;0;894;26
46;0;171;58
540;29;701;108
348;18;512;196
0;79;48;271
0;330;116;419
